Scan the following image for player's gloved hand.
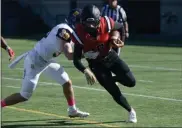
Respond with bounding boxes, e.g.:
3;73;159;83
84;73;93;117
84;68;97;85
6;47;15;61
110;36;124;48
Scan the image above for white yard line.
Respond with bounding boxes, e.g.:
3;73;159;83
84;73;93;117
15;64;182;72
129;65;181;71
12;68;154;83
6;86;20;89
138;80;153;83
15;68;24;70
2;77;182;102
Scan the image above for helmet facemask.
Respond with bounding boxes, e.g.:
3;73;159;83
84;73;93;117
82;17;100;37
81;4;101;37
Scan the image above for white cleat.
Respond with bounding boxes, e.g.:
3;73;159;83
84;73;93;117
68;108;90;118
115;82;119;86
128;108;137;123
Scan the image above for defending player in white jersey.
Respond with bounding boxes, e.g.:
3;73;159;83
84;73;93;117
1;9;89;118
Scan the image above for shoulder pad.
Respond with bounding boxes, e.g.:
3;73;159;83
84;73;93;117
56;28;71;42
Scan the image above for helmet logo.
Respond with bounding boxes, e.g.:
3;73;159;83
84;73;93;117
73;11;79;16
86;18;95;21
60;29;70;40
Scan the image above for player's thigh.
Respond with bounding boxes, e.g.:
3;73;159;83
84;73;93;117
20;56;45;99
43;62;70;85
90;62;113;86
111;59;130;75
111;59;136;85
90;62;121;95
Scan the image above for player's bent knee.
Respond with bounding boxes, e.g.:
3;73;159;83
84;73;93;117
63;80;72;87
128;79;136;87
127;71;136;87
20;91;32;100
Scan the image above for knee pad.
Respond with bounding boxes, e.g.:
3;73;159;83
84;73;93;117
20;91;32;100
20;76;39;100
131;79;136;87
126;71;136;87
128;78;136;87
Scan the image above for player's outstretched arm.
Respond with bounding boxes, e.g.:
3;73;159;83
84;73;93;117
73;44;96;85
1;36;15;61
73;44;86;72
110;30;124;48
63;41;74;60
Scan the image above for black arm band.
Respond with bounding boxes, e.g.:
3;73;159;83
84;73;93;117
73;44;86;73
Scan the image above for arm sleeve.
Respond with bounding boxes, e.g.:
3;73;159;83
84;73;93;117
73;43;86;73
1;36;9;50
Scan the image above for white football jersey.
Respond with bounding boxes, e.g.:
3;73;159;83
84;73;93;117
34;23;74;61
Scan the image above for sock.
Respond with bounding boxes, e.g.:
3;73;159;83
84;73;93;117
110;83;131;112
69;104;77;111
67;98;76;111
1;100;7;108
119;95;131;112
113;93;131;112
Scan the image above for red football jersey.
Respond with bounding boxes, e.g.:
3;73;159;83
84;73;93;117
72;16;114;58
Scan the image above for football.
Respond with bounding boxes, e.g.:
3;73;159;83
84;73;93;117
109;30;124;48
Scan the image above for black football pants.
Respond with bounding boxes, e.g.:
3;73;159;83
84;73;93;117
88;50;136;112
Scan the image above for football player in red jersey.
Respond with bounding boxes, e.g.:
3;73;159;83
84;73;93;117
72;4;137;123
1;36;15;61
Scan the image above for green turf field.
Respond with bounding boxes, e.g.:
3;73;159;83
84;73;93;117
1;39;182;127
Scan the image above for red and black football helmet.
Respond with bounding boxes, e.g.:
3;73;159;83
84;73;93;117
81;4;101;36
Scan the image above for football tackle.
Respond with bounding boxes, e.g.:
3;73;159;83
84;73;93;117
1;9;89;118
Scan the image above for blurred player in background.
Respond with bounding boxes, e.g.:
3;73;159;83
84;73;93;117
66;8;82;30
101;0;129;55
1;36;15;61
1;9;90;118
72;4;137;123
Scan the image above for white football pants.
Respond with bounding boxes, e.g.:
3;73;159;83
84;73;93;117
20;50;70;99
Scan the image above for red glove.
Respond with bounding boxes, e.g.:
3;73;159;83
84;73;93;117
7;47;15;61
